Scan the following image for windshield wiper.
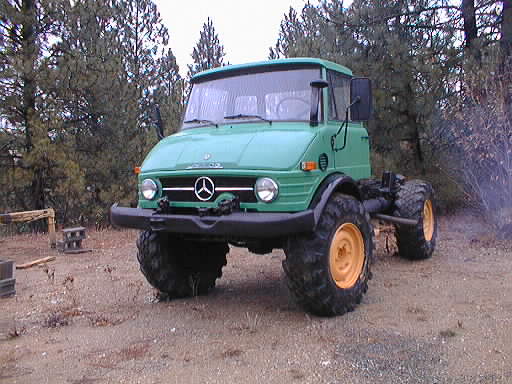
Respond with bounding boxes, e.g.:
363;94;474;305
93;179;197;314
183;118;218;127
224;114;272;125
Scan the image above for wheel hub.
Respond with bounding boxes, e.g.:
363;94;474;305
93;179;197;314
329;223;365;289
423;200;434;241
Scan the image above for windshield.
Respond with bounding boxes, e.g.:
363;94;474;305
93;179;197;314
183;67;320;129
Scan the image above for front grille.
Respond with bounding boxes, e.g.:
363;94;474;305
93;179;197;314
160;176;257;203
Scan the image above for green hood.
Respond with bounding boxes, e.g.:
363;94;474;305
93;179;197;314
141;124;317;172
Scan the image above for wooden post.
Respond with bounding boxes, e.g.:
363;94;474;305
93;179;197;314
47;208;56;248
0;208;57;249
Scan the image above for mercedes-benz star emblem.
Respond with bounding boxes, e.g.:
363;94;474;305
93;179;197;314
203;153;211;160
194;176;215;201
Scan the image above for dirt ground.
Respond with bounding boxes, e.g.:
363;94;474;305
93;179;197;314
1;214;511;384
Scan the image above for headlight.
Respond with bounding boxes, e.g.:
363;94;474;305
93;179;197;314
141;179;158;200
255;178;279;203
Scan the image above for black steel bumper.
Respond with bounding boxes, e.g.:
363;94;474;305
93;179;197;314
109;204;315;238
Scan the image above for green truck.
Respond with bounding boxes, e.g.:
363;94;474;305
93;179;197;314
110;58;437;316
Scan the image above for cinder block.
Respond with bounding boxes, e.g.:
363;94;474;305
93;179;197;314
58;227;90;254
62;227;86;241
0;260;15;298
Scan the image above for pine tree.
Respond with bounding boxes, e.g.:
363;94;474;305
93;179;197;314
187;18;227;79
155;48;184;136
0;0;56;212
47;0;179;221
0;0;184;224
270;0;461;174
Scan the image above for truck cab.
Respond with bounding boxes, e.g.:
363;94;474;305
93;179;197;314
135;58;371;214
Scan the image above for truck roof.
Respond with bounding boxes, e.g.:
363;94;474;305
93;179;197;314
191;58;353;82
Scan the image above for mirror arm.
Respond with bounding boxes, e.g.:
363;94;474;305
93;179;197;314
331;97;360;152
349;96;361;109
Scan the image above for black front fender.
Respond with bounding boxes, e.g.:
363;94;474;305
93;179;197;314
310;174;361;229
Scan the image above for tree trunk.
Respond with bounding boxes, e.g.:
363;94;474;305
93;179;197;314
502;0;512;60
462;0;478;48
21;0;37;153
461;0;481;64
21;0;44;211
502;1;512;120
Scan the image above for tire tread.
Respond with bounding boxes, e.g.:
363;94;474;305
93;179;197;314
283;194;373;316
393;180;437;260
136;231;228;298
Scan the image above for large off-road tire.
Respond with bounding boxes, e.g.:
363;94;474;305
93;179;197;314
136;231;228;298
283;193;373;317
393;180;437;260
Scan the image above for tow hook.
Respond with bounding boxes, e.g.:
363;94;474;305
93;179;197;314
199;196;240;217
156;196;171;213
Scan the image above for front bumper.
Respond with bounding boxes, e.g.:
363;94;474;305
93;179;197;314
109;204;315;238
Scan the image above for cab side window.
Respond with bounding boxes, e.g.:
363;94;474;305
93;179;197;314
328;70;350;121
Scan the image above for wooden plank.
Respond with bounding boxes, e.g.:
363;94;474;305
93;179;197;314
16;256;56;270
62;227;86;233
1;210;51;223
64;248;92;254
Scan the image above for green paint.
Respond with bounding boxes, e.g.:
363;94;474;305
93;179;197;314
141;124;317;172
191;57;353;82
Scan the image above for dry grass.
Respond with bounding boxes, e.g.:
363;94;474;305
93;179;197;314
118;342;151;361
439;329;457;338
6;323;25;339
221;347;244;359
44;311;70;328
232;312;261;334
87;314;123;327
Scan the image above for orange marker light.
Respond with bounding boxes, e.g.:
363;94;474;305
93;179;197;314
301;161;318;171
134;166;141;174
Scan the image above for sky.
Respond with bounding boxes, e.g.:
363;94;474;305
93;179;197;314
153;0;308;76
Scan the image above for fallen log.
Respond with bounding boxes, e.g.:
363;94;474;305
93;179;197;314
16;256;56;270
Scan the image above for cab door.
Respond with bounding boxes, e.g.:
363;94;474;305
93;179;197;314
326;70;371;180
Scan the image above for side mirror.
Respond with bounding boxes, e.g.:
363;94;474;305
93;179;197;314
152;106;164;141
310;79;328;126
350;78;372;121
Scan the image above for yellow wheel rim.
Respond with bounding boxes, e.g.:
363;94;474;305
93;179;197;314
329;223;365;289
423;200;434;241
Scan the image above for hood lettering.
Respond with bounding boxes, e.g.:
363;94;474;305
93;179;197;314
186;162;224;169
